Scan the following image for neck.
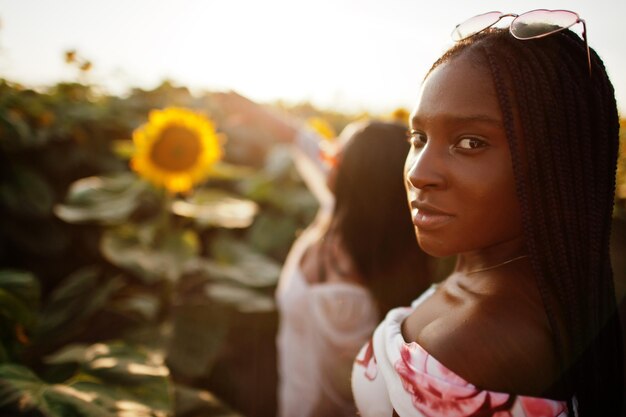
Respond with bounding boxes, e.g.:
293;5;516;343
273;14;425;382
455;238;528;276
466;254;529;275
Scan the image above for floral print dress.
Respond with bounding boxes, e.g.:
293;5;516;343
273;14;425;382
351;286;572;417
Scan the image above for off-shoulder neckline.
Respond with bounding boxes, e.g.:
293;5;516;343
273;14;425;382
386;288;568;403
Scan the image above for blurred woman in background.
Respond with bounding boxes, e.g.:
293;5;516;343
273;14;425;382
215;92;433;417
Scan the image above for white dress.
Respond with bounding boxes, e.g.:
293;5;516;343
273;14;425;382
351;286;571;417
275;129;379;417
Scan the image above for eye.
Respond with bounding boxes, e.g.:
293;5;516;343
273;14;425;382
456;137;487;150
408;130;427;148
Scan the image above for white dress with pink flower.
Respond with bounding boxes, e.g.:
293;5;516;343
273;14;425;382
351;286;572;417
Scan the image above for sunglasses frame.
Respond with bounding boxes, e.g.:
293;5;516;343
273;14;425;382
451;9;591;75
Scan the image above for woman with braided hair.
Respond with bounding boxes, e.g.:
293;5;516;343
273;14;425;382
352;10;624;417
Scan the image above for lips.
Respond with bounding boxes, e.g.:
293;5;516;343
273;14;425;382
410;201;454;231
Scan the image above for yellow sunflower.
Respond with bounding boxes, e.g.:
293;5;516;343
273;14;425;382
131;107;223;193
306;117;336;141
389;107;410;126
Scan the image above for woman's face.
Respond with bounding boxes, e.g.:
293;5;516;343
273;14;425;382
405;53;523;258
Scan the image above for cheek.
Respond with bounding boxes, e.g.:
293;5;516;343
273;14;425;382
422;162;523;257
461;167;523;244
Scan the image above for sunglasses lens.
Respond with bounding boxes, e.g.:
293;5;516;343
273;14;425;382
451;11;503;41
510;9;579;39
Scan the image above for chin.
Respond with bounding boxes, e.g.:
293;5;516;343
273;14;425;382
416;232;457;258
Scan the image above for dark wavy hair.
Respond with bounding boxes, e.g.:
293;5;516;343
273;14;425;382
331;121;432;315
428;28;624;415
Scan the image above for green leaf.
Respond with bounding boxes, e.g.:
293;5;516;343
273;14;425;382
208;162;257;180
265;186;318;216
101;226;199;283
185;258;277;288
0;363;111;417
43;344;93;366
171;189;258;229
166;304;228;378
54;172;148;225
206;236;281;287
246;213;298;256
237;174;317;217
174;384;243;417
46;342;169;384
0;109;33;150
0;271;40;341
108;293;161;322
0;289;37;330
237;176;274;203
0;341;173;416
49;342;172;414
110;139;135;159
0;270;40;313
35;268;123;344
204;282;275;313
0;164;54;218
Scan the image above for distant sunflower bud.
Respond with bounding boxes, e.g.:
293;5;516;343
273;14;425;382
65;50;76;63
390;108;410;125
80;61;92;72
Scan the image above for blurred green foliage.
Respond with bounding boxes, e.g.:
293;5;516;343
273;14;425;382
0;78;323;417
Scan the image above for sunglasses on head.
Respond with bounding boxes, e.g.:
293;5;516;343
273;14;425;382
451;9;591;75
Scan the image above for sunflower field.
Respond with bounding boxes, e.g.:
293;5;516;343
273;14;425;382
0;70;625;417
0;77;359;417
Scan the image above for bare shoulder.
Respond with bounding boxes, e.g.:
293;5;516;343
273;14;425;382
411;290;559;396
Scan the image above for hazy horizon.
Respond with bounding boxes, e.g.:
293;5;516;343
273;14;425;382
1;0;625;114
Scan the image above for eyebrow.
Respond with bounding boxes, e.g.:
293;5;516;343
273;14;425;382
411;114;503;127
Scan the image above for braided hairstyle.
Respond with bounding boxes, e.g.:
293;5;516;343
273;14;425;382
428;29;624;415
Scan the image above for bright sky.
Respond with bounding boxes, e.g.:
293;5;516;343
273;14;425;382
1;0;625;114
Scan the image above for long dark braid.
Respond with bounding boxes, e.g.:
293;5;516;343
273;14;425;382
429;29;624;415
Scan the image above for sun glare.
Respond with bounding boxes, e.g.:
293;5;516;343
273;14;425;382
0;0;624;113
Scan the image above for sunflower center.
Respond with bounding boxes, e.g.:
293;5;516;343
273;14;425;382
149;125;202;172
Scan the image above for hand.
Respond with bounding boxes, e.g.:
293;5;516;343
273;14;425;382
212;91;297;143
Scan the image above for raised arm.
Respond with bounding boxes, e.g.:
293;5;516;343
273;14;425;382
213;91;333;206
213;91;298;143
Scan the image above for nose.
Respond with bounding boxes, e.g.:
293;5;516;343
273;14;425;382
405;144;447;191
